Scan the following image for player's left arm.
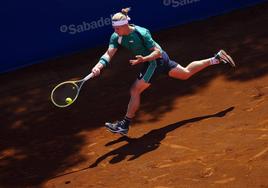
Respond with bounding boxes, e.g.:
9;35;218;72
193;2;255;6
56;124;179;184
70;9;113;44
141;46;162;61
129;29;162;66
129;46;161;66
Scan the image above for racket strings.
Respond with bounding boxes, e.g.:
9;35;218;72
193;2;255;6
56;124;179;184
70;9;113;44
51;82;79;107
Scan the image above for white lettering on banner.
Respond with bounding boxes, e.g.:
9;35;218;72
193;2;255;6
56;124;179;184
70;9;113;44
60;15;113;35
163;0;201;8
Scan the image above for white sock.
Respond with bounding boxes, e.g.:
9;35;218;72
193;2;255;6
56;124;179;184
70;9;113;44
210;57;220;65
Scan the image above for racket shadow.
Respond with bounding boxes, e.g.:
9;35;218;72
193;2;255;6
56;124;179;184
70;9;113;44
89;106;234;168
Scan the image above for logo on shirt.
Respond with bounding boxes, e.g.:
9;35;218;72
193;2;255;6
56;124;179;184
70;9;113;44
129;40;134;43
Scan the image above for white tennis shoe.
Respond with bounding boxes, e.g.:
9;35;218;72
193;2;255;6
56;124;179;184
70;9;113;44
215;50;236;67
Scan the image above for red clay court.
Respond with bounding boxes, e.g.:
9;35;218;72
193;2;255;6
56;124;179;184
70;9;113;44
0;2;268;188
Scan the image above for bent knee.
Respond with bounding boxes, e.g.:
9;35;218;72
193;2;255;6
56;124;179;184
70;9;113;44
130;83;145;96
130;80;150;96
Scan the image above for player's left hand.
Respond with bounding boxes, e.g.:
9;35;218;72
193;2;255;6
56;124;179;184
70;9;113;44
129;55;145;66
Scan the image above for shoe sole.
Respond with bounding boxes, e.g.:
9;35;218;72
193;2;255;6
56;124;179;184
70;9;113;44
220;50;236;67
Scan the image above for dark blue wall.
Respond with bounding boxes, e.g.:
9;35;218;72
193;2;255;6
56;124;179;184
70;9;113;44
1;0;266;73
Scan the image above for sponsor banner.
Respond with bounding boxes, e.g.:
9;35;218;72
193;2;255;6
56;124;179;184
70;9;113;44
0;0;266;73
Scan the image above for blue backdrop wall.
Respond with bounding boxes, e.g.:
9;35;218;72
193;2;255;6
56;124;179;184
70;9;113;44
1;0;266;73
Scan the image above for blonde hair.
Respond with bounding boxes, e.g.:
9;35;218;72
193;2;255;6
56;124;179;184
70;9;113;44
112;7;131;21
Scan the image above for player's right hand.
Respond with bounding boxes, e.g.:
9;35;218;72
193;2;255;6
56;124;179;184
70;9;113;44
91;67;101;76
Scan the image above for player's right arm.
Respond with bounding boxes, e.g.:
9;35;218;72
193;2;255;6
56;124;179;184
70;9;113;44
92;33;119;76
91;47;117;76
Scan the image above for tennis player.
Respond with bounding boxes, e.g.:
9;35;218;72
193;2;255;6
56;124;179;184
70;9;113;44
91;8;236;135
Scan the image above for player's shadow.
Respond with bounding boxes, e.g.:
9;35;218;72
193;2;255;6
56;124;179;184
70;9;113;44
89;106;234;168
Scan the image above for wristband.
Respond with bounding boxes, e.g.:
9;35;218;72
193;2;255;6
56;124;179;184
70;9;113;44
99;58;109;67
99;54;110;67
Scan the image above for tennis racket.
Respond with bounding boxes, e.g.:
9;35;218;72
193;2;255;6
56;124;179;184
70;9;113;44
51;72;94;108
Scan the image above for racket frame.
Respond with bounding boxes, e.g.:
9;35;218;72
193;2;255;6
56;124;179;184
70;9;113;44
51;73;94;108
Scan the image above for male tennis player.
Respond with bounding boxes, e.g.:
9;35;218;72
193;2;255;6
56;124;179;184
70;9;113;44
91;8;236;135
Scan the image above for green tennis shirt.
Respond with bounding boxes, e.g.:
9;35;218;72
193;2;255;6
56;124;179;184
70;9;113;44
109;25;163;57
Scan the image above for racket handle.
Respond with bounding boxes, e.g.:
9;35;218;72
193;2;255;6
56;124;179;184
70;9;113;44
84;73;94;81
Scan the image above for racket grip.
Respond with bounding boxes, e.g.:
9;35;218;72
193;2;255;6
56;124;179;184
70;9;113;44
84;73;94;81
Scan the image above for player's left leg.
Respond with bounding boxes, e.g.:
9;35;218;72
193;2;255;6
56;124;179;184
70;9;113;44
168;49;235;80
215;49;236;67
168;58;211;80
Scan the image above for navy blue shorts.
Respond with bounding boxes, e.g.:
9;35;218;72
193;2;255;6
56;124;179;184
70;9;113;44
137;51;178;83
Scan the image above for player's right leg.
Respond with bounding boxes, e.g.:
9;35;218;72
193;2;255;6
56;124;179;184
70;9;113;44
105;79;150;135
